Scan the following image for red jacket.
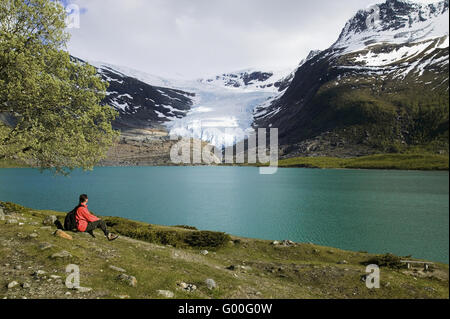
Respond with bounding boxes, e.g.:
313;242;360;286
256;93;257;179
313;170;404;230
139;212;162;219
75;203;99;232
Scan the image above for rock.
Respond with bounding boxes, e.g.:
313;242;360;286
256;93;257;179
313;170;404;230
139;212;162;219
50;275;61;279
43;215;57;226
65;292;71;296
281;240;296;247
7;281;19;289
108;265;126;273
177;282;197;292
226;265;236;271
117;274;137;287
14;265;22;270
38;242;53;251
0;207;5;221
117;295;130;299
6;219;18;224
33;270;47;276
337;260;348;265
271;240;280;245
54;230;73;241
205;278;217;290
200;250;209;256
157;290;174;298
22;282;31;289
27;233;38;239
178;282;188;289
75;286;92;293
51;250;72;259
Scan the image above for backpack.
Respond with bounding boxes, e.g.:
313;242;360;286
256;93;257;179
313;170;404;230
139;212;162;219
64;205;81;231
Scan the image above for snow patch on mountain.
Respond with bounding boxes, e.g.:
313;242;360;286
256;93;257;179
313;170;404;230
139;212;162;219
333;0;449;54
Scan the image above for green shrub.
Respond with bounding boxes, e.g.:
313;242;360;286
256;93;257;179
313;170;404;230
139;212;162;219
363;253;406;269
173;225;198;230
184;231;231;248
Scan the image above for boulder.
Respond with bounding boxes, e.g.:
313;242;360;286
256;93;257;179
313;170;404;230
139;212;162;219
75;286;92;293
38;242;53;251
51;250;72;259
108;265;126;273
117;274;137;287
7;281;19;289
43;215;57;226
157;290;174;298
205;278;217;290
54;230;73;240
200;250;209;256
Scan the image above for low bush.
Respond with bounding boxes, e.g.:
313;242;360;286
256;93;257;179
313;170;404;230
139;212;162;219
184;231;231;248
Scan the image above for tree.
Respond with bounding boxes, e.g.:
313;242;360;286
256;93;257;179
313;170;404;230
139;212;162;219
0;0;118;174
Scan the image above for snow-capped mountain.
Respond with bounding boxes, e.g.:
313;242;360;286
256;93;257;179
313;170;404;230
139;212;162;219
88;60;294;147
254;0;449;156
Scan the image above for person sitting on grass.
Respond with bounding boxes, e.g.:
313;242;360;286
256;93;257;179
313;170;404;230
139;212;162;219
76;194;119;241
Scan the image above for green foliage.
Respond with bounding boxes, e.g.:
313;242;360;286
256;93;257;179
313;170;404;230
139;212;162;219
184;231;231;248
104;217;231;249
0;0;119;174
277;153;449;170
363;253;407;269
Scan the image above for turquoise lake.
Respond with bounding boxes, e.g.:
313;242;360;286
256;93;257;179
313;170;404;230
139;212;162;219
0;167;448;263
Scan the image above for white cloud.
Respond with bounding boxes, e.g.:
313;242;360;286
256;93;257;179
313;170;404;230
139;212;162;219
65;0;440;78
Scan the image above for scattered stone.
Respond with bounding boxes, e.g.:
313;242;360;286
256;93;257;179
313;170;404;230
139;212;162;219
50;275;61;279
281;240;296;247
43;215;57;226
51;250;72;259
200;250;209;256
33;270;47;276
14;265;22;270
108;265;126;273
6;219;18;224
177;282;197;292
65;292;71;296
337;260;348;265
7;281;19;289
54;230;73;241
157;290;174;298
226;265;236;271
75;286;92;293
205;278;217;290
27;233;39;239
117;274;137;287
38;242;53;251
117;295;130;299
22;282;31;289
271;240;280;245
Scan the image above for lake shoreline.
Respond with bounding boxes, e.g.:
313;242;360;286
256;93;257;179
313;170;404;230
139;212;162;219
1;201;449;299
2;153;448;171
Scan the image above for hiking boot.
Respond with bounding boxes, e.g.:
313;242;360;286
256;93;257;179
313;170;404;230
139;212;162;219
107;233;119;241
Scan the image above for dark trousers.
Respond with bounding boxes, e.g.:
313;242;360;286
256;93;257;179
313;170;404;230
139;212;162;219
85;220;109;237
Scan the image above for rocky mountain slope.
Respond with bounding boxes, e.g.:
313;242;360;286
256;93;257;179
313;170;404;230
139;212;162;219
86;60;294;148
1;201;448;299
254;0;449;157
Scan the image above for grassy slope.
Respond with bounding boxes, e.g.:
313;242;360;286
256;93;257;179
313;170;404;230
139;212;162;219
0;202;448;299
276;153;449;170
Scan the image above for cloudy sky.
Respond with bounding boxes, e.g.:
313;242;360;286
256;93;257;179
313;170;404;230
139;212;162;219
64;0;435;78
